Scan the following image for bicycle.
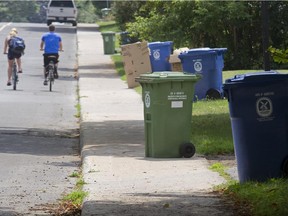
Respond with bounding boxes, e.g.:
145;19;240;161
4;53;19;90
41;50;63;92
45;55;57;92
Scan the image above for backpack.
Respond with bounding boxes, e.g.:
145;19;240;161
9;36;25;54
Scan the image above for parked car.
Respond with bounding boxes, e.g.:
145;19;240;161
46;0;77;26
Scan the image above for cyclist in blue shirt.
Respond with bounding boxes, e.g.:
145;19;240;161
40;24;63;85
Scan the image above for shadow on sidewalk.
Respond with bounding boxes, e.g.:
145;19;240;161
82;191;238;216
78;63;115;70
80;120;145;158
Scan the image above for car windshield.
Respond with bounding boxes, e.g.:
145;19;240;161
50;1;74;7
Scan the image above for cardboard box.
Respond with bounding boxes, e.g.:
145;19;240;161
121;42;152;88
169;47;189;72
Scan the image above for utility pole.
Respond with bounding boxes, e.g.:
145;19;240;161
261;1;270;71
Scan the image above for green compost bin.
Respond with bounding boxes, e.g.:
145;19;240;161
136;72;200;158
101;31;115;54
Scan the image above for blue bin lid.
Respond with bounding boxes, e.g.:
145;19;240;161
148;41;173;48
209;48;227;55
179;47;227;58
223;71;288;88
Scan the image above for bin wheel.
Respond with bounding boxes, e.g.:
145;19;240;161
206;88;221;100
282;157;288;177
180;143;196;158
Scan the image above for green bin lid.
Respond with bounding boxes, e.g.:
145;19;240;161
101;31;115;35
136;72;201;83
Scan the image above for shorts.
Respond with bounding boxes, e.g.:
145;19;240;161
7;49;22;60
43;53;59;67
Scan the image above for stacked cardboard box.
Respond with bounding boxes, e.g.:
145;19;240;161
121;42;152;88
169;47;189;72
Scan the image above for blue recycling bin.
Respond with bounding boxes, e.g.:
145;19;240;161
223;71;288;183
148;41;173;72
179;48;227;100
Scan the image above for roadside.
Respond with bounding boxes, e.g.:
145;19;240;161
77;24;238;216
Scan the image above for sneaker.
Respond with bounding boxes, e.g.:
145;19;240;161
7;81;11;86
43;80;48;85
18;70;23;73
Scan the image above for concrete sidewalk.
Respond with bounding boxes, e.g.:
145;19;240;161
77;24;237;216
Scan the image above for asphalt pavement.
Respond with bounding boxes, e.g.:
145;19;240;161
77;24;237;216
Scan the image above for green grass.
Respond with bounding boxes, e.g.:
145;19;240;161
209;162;288;216
210;162;235;182
62;190;88;206
61;174;87;207
97;20;120;32
76;178;86;188
74;103;81;118
69;171;81;178
191;99;234;155
111;55;125;80
225;178;288;216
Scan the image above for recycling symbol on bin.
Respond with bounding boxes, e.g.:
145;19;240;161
256;97;273;117
144;92;151;108
153;50;161;60
194;61;202;72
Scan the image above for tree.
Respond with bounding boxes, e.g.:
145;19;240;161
0;1;39;22
112;1;146;30
115;0;288;70
75;0;98;23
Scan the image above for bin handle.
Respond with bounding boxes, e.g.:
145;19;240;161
159;72;168;78
231;71;279;82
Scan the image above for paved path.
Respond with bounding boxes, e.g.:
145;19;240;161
77;24;237;216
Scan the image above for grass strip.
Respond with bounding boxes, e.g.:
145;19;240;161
225;178;288;216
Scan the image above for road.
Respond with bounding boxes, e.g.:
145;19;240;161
0;23;80;215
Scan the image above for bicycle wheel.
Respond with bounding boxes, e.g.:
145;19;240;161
12;62;17;90
48;63;54;92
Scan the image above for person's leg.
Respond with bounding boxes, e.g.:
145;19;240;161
7;59;13;85
6;51;14;85
16;57;22;73
54;55;59;78
43;55;48;85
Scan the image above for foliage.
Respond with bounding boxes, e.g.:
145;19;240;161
268;46;288;64
110;0;288;70
91;0;113;20
98;20;120;32
111;1;146;31
75;0;98;23
0;1;40;22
